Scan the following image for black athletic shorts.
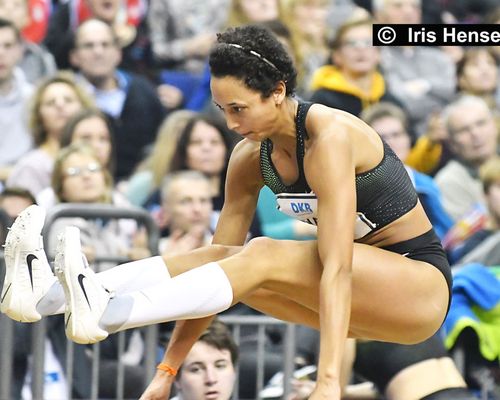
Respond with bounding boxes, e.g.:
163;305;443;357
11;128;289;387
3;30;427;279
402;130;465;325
381;228;452;314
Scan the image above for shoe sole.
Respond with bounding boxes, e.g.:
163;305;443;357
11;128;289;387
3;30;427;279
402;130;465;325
1;205;46;322
55;227;108;344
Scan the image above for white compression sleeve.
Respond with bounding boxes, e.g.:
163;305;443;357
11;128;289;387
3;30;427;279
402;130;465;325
97;256;171;295
37;256;171;316
100;262;234;333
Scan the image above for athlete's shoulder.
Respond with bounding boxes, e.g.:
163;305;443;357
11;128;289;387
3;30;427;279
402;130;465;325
227;139;264;191
231;138;261;162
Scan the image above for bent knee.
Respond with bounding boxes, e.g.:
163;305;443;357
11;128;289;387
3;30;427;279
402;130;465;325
208;243;241;259
243;236;282;256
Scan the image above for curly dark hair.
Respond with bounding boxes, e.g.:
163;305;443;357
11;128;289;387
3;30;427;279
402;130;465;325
209;25;297;98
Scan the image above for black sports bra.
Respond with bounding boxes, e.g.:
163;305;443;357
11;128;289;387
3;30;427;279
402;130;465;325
260;100;418;239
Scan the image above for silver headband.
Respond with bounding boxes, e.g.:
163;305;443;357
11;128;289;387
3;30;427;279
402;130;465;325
226;43;279;71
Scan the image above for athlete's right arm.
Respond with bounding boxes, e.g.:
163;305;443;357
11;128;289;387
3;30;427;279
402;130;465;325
139;140;263;400
213;139;264;243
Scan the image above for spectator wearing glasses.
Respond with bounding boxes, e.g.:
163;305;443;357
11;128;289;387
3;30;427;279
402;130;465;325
49;143;149;266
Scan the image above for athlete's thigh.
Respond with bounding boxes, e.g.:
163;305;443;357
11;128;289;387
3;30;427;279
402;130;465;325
244;239;449;344
348;243;449;343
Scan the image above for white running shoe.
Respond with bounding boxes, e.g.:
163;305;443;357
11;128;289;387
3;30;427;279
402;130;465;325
1;205;57;322
54;226;111;344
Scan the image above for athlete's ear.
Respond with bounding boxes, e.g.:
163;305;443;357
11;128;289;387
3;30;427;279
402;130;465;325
273;81;287;106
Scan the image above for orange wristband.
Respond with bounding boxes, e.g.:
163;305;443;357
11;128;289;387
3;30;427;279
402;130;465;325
156;363;178;376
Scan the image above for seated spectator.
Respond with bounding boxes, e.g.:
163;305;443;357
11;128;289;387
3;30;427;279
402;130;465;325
404;108;453;177
48;143;149;266
6;72;94;196
0;18;34;182
0;0;56;84
435;95;499;222
158;171;214;256
160;319;238;400
456;47;499;112
310;18;400;117
44;0;150;72
361;102;453;239
126;110;196;207
454;157;500;266
69;18;167;181
36;108;116;208
59;108;116;173
375;0;456;135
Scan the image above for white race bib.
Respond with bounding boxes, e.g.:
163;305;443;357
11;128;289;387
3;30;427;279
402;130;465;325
276;192;377;239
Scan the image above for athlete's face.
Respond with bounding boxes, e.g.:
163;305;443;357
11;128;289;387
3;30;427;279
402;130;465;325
174;341;236;400
210;76;278;142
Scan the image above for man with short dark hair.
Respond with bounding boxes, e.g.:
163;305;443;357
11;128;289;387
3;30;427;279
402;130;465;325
0;18;33;182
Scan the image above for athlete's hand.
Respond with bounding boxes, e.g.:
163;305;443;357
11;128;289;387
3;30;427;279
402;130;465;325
139;371;175;400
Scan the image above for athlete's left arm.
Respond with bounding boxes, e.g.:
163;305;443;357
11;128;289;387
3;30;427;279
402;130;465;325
305;124;356;397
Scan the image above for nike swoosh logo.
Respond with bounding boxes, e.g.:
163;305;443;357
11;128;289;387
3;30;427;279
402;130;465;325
26;254;38;290
65;312;72;329
77;274;92;309
1;283;11;303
